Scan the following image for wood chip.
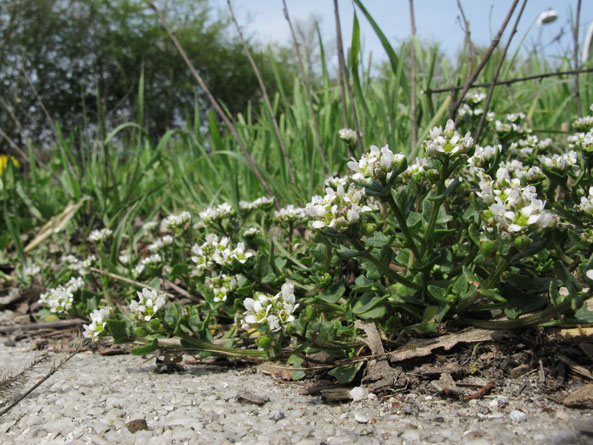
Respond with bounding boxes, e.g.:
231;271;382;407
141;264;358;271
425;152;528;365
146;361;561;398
125;419;148;433
563;384;593;409
237;390;269;405
390;328;505;363
431;372;464;397
320;388;353;403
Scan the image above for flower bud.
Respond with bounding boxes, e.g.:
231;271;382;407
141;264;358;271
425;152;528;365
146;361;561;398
362;223;377;236
513;234;531;252
256;335;273;350
480;240;498;257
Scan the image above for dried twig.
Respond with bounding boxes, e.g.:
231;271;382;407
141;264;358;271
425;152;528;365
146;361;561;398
464;379;495;401
145;1;278;203
449;0;520;120
227;0;295;184
474;0;528;142
18;63;57;137
425;67;593;94
573;0;583;116
409;0;418;150
333;0;364;155
456;0;474;81
0;319;86;334
282;0;328;177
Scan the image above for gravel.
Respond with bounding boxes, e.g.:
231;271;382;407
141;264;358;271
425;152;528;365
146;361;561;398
1;340;593;444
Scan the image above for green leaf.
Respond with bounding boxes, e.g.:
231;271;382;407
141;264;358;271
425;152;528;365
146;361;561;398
427;285;448;302
287;354;306;381
315;283;346;304
106;319;131;344
130;339;158;356
328;361;363;384
336;247;367;258
365;232;391;248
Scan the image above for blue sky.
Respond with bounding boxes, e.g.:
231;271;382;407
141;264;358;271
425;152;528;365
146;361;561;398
215;1;593;63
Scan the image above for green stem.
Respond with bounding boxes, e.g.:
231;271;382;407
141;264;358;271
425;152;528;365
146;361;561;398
386;194;420;259
171;333;267;358
420;157;449;260
351;239;421;290
456;252;511;312
459;299;573;330
98;250;113;307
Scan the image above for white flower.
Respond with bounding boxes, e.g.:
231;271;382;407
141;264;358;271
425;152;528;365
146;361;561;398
129;288;167;323
142;253;162;265
88;228;112;243
243;227;259;237
148;235;173;252
240;196;274;211
199;203;235;225
241;282;299;334
274;204;307;221
119;253;131;265
83;307;111;341
161;211;191;231
338;128;358;143
424;120;473;157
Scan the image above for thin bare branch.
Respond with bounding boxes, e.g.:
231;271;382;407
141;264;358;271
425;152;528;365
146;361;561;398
449;0;520;120
475;0;528;142
0;319;86;334
456;0;474;81
146;1;278;203
0;127;27;161
283;0;328;177
333;0;364;155
227;0;295;184
409;0;418;150
18;62;57;137
573;0;583;116
424;67;593;94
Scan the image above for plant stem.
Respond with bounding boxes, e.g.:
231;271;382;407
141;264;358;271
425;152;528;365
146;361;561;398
385;194;420;259
351;239;421;290
457;252;511;312
420;157;449;260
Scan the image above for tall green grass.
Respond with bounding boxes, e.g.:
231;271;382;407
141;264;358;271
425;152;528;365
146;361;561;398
2;3;592;261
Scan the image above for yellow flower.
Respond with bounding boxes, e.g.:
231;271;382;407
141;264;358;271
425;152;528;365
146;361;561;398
0;155;19;175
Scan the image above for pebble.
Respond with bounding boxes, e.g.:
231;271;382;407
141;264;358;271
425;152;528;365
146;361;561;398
510;410;527;423
350;386;369;402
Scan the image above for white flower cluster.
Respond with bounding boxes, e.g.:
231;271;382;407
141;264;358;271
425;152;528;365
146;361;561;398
574;116;593;132
324;175;350;189
191;234;253;276
347;144;405;182
142;221;159;232
82;307;111;341
119;253;131;264
424;120;474;157
540;150;578;172
458;92;486;119
63;254;95;276
148;235;173;252
199;203;235;225
274;204;307;222
22;263;41;281
242;227;259;238
88;228;112;243
509;135;552;159
495;113;531;137
401;158;428;182
568;132;593;153
38;277;85;314
131;253;163;278
240;196;274;211
338;128;358;144
206;272;238;303
305;183;372;231
161;211;191;232
129;288;167;323
478;169;557;238
241;282;298;333
577;187;593;216
485;160;544;183
468;145;500;171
